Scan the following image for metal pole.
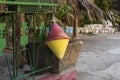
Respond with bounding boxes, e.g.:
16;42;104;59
33;14;35;69
12;13;16;79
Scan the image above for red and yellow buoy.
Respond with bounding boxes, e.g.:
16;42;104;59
45;22;70;59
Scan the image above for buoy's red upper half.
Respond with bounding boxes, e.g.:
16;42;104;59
46;22;70;41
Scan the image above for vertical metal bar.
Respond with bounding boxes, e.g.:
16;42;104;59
36;45;43;67
5;55;13;80
27;48;33;70
12;13;16;79
27;48;35;80
36;46;39;68
33;14;36;80
33;14;35;68
16;51;22;76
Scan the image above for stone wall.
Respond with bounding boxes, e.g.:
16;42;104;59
50;40;82;73
27;40;82;74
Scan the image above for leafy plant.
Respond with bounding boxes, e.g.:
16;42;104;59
94;0;112;12
57;4;74;20
56;0;74;23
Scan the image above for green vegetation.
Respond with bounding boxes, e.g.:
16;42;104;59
94;0;120;29
94;0;112;12
57;1;74;20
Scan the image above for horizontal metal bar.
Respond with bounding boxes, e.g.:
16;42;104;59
0;11;16;13
0;11;53;13
13;66;52;80
0;1;58;7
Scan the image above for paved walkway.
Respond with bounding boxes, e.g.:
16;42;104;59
0;32;120;80
76;32;120;80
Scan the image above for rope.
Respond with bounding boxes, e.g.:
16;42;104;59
51;13;65;27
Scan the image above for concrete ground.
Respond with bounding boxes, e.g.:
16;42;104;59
0;32;120;80
76;32;120;80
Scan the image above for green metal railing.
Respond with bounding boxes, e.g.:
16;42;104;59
0;1;58;13
0;1;58;6
0;1;58;80
0;13;53;80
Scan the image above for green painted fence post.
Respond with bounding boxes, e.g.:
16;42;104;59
0;23;6;55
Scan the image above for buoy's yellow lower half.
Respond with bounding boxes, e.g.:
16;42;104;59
46;39;69;59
